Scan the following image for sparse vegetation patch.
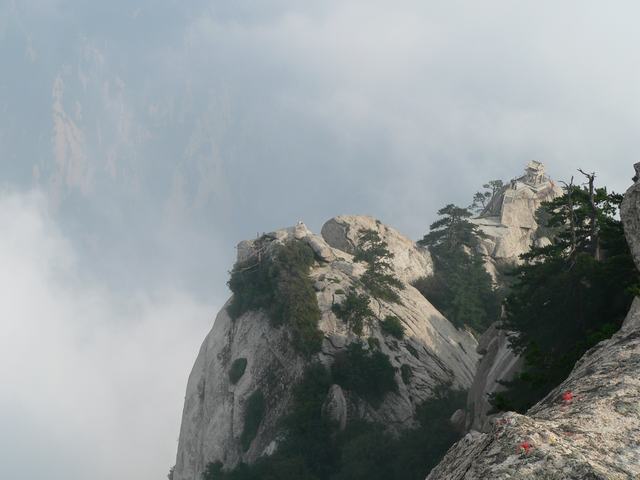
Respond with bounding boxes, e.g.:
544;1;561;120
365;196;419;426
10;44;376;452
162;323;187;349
203;376;466;480
227;239;323;356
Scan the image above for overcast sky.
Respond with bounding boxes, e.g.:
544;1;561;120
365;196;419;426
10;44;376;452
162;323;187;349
1;1;640;479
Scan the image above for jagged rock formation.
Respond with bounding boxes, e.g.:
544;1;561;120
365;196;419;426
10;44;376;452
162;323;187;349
173;217;479;480
472;161;563;269
465;162;562;433
426;172;640;480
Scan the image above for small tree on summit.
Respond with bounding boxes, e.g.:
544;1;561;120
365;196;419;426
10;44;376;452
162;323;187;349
471;180;504;214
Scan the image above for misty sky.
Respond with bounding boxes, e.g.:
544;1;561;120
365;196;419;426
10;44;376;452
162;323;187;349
1;1;640;479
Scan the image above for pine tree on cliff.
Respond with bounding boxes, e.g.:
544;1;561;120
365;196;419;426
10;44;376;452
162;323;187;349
414;204;500;332
353;228;404;303
471;180;504;214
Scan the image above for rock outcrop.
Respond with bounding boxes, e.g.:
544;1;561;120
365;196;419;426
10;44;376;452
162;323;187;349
465;162;562;433
426;171;640;480
173;217;478;480
321;215;434;283
471;161;563;268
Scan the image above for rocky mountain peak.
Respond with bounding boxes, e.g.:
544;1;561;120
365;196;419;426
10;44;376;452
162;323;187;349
172;216;478;480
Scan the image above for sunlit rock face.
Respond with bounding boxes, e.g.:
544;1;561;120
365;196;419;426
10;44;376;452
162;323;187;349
173;217;478;480
321;215;434;284
426;171;640;480
472;161;563;270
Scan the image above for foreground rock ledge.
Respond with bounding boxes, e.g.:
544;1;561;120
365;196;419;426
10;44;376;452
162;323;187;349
427;298;640;480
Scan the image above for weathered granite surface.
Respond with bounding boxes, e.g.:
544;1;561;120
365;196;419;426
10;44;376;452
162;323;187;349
321;215;434;283
471;161;563;267
427;173;640;480
173;217;478;480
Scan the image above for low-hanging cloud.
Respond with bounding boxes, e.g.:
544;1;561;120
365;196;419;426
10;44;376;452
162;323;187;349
0;189;214;480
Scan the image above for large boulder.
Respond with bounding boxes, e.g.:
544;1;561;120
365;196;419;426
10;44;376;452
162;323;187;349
321;384;348;431
173;217;478;480
321;215;433;284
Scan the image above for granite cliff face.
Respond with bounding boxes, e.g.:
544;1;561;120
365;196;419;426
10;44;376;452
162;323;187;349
173;217;479;480
463;323;523;432
426;171;640;479
472;161;563;270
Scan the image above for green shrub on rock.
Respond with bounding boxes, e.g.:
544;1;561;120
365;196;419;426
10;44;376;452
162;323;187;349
367;336;380;350
400;364;413;384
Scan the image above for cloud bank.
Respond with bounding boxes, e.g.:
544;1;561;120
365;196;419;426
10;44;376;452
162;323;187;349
0;189;213;480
